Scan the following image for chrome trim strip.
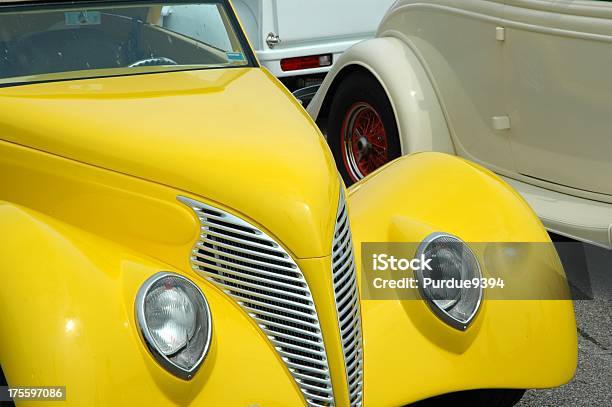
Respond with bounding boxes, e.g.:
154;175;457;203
178;196;335;406
331;191;364;407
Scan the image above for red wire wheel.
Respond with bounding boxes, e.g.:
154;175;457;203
327;71;401;186
340;102;389;182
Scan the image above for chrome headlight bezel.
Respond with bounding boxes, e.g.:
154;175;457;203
135;272;212;380
415;233;483;331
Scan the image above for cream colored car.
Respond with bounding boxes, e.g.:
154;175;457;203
308;0;612;249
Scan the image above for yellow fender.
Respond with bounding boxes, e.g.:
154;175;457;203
0;204;305;406
349;152;577;406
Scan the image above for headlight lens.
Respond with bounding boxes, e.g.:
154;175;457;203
416;233;482;330
136;273;212;379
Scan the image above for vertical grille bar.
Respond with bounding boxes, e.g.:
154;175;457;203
332;191;364;406
178;196;335;406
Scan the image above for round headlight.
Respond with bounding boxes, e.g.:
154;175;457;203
136;273;212;380
415;233;482;330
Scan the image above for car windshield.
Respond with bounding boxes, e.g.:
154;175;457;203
0;0;253;86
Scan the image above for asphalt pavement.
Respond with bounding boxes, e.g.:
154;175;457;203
517;240;612;407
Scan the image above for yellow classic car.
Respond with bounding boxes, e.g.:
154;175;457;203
0;1;576;406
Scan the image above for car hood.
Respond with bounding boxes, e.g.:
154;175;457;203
0;68;340;258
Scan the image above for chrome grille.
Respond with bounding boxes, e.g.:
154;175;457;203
332;192;363;406
178;196;335;406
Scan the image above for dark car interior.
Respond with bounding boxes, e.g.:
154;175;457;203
0;7;229;80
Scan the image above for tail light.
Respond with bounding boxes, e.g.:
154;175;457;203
281;54;333;72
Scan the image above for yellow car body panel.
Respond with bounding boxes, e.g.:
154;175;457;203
0;203;305;407
347;153;577;406
0;134;345;405
0;128;577;405
0;68;340;259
